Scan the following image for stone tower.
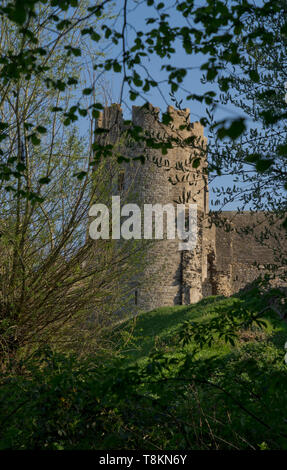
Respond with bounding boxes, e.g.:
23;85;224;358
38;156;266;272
95;102;210;312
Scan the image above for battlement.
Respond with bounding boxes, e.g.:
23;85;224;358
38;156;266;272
96;103;205;139
95;102;208;213
92;102;286;313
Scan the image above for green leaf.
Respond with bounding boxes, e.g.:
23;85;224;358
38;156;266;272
0;122;9;131
38;177;51;184
92;109;100;119
255;159;273;172
113;62;121;73
117;156;130;163
36;126;47;134
73;171;87;180
244;153;260;163
16;163;26;172
67;77;78;85
129;91;138;101
55;80;66;91
71;47;81;57
133;155;145;164
83;88;93;95
277;144;287;156
217;119;246;140
206;67;217;81
78;108;88;117
249;69;260;82
9;6;27;25
162;113;173;125
260;110;282;125
30;134;41;145
219;77;230;92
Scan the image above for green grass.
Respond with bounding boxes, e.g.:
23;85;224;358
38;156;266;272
111;291;287;366
1;288;287;450
97;289;287;450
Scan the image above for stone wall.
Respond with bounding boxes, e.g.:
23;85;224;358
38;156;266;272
94;103;286;312
209;212;287;296
95;103;208;311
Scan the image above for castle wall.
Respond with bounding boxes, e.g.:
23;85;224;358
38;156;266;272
95;103;208;311
210;212;286;296
94;103;286;313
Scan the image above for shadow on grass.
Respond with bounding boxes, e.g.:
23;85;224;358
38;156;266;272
109;290;287;365
111;295;238;363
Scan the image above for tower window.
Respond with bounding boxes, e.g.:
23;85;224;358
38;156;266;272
118;169;125;191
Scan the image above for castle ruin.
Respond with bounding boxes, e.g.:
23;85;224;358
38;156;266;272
95;103;286;312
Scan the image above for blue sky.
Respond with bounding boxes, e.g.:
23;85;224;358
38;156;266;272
91;0;254;210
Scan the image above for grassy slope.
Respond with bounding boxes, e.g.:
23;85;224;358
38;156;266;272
1;289;287;450
106;291;287;449
112;292;287;366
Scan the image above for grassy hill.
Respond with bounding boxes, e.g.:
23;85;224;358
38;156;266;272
1;286;287;450
112;289;287;365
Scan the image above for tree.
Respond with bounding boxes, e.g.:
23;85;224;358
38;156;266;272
205;2;287;210
202;1;287;287
1;0;287;357
0;0;286;190
0;2;146;360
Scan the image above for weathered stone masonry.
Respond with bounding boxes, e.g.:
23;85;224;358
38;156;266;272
95;103;287;312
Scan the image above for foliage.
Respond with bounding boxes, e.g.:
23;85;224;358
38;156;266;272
1;288;287;450
0;2;147;359
0;0;286;452
207;3;287;215
0;0;286;193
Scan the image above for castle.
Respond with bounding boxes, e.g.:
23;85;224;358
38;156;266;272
95;103;286;312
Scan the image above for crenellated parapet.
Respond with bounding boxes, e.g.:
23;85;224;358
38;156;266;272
95;102;205;139
95;102;207;206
